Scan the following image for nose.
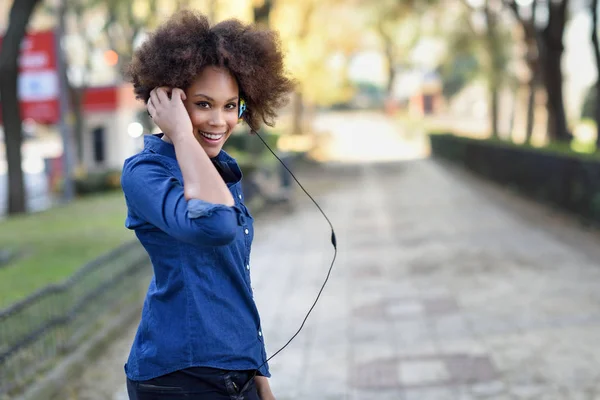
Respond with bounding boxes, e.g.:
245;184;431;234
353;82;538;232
208;109;226;127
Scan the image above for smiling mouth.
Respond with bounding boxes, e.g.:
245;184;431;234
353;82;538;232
199;131;225;141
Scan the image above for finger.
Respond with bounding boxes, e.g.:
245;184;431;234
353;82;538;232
172;88;187;102
150;87;159;102
156;87;171;103
147;99;156;118
150;90;160;106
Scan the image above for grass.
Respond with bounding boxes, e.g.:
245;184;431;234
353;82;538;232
0;191;134;310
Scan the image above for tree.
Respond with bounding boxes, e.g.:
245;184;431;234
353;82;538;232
64;0;101;168
366;0;436;97
40;0;100;169
482;0;511;139
439;54;480;100
458;0;513;139
275;0;316;136
0;0;42;215
539;0;571;142
36;0;129;171
503;0;572;143
101;0;160;73
270;0;359;135
504;0;541;143
252;0;274;26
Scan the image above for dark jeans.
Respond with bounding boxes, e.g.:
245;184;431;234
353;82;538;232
127;367;260;400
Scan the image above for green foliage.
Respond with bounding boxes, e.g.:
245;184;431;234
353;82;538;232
429;130;600;160
224;130;279;156
582;85;597;120
437;4;516;99
438;54;479;99
74;169;122;195
223;129;282;175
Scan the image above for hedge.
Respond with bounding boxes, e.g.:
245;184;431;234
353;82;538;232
429;133;600;224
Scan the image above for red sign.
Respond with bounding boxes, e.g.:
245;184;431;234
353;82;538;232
0;30;60;124
83;87;119;112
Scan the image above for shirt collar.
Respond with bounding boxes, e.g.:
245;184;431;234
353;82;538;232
144;133;236;164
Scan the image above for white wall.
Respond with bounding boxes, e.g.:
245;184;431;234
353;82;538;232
82;109;144;172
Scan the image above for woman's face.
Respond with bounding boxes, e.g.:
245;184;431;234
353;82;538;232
184;66;240;158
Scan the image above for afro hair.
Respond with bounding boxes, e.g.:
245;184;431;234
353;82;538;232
126;10;295;131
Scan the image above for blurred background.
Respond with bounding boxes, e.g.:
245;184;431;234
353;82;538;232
2;0;600;399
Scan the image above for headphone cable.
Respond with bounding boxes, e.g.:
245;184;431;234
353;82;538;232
239;129;337;393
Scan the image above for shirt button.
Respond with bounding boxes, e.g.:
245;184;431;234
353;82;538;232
245;229;249;235
246;264;250;270
258;330;262;337
238;194;242;199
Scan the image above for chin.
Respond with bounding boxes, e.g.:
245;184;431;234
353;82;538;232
202;144;223;159
206;150;222;159
191;136;222;159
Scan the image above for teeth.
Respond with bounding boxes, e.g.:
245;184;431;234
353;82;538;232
200;131;224;140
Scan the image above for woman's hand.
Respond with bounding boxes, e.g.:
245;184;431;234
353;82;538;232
255;376;276;400
147;87;193;144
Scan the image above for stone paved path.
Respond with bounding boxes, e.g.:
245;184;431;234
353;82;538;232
56;113;600;399
259;159;600;400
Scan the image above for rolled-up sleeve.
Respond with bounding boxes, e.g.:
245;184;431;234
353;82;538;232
121;156;241;246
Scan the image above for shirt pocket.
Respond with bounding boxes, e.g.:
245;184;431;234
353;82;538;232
238;203;254;222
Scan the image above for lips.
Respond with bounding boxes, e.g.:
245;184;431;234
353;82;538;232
199;131;225;142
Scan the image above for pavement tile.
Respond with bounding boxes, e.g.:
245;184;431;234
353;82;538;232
445;354;498;384
387;300;424;318
509;383;547;399
431;315;472;340
44;151;600;399
350;358;400;390
438;339;487;357
396;342;439;358
351;389;404;400
423;297;460;316
398;359;451;386
468;380;507;397
403;386;457;400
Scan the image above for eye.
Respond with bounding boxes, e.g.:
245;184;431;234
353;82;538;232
225;103;237;110
195;101;210;108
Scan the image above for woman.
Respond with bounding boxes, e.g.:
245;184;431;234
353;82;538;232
121;10;294;400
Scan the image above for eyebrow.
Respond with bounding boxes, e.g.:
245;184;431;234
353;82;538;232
193;93;239;102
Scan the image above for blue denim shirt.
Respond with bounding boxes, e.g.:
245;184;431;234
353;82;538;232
121;134;270;381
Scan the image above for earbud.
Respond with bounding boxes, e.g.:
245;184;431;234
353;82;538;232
238;98;247;120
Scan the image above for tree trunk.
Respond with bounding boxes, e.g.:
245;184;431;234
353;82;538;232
525;76;536;142
0;0;42;215
541;0;571;142
253;0;273;27
70;86;85;165
591;0;600;149
484;0;500;138
509;89;517;138
489;84;499;138
288;3;316;136
292;91;304;136
208;0;217;23
524;1;539;143
504;0;541;143
67;2;95;169
543;46;570;141
385;42;395;97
